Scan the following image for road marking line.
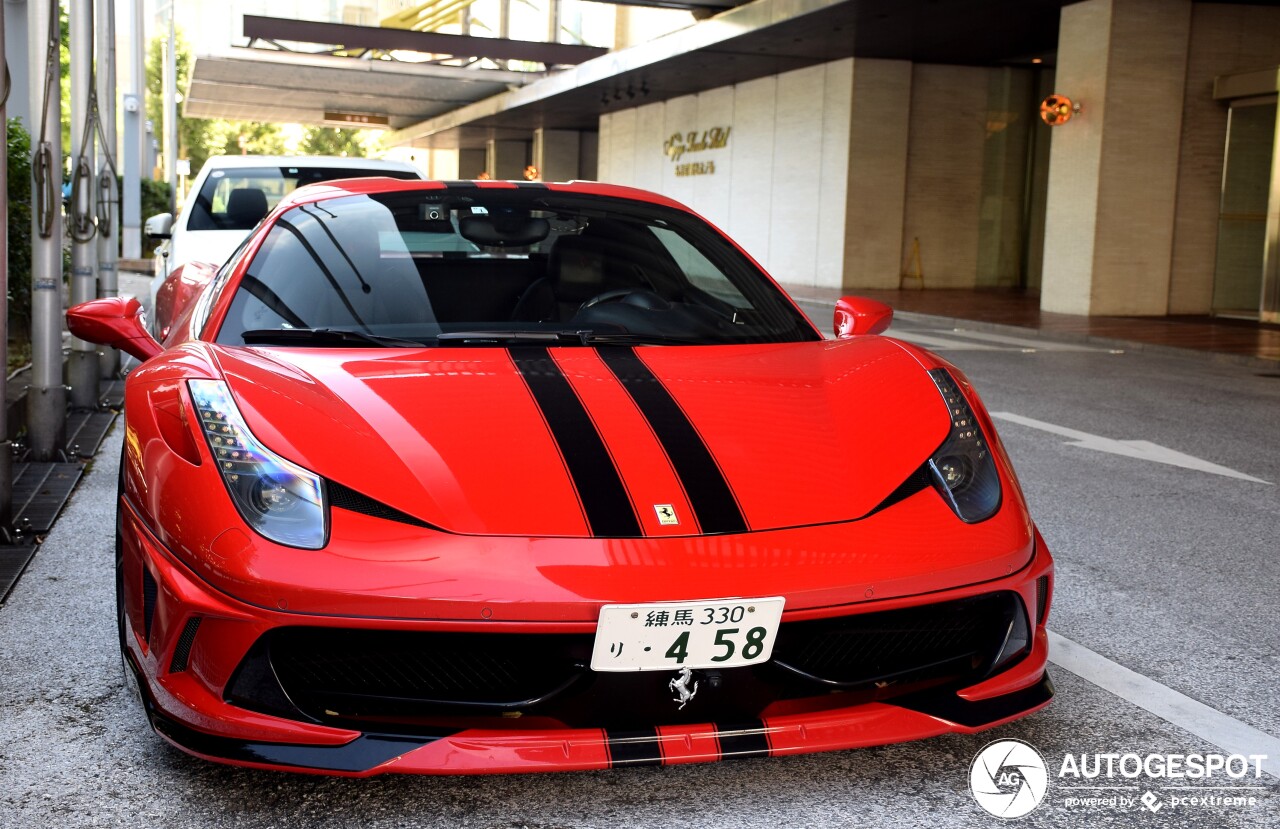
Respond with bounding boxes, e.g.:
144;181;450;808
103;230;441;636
992;412;1272;484
943;329;1116;353
1048;630;1280;780
888;331;1008;351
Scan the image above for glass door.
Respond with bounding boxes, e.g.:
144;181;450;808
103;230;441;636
1212;97;1277;318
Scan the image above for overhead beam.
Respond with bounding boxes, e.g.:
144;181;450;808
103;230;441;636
242;15;608;66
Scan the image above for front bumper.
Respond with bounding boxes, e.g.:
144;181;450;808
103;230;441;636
122;498;1055;776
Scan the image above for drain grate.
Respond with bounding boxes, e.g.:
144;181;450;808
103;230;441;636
100;379;126;409
12;463;85;534
65;411;118;459
0;544;38;602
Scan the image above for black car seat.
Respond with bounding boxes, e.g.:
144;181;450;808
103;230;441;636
225;187;270;230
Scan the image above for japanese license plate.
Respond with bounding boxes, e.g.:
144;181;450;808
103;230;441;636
590;597;785;672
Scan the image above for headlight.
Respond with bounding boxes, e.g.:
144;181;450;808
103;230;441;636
926;368;1001;523
188;379;328;549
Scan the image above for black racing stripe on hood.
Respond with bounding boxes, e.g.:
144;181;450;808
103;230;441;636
511;347;643;538
598;347;748;535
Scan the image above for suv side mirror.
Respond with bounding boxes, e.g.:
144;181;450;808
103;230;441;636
145;212;174;240
834;296;893;338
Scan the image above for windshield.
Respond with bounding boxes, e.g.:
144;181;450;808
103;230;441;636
185;166;420;232
213;189;820;347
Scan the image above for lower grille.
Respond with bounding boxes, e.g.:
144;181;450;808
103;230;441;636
226;591;1026;730
267;628;589;710
772;592;1021;687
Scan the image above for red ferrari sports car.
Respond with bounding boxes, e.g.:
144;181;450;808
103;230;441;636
69;178;1053;776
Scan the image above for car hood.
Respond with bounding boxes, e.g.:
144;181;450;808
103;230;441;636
210;339;951;537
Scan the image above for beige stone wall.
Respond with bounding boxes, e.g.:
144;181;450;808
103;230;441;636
1043;0;1192;316
597;61;857;291
1169;4;1280;314
901;65;992;289
844;60;912;290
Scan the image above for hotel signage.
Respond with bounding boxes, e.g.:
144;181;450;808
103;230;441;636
664;127;731;176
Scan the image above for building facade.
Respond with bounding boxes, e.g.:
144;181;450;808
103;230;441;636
587;0;1280;321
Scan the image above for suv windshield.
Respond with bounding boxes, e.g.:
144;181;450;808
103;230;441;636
214;189;820;347
185;166;421;232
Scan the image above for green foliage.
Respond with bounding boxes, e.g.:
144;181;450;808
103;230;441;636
8;119;34;342
300;127;370;158
146;31;285;177
60;5;71;158
139;178;172;257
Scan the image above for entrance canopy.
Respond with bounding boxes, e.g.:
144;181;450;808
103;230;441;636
186;1;1076;142
184;15;608;131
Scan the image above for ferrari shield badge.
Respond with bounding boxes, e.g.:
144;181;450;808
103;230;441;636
654;504;679;525
669;667;698;709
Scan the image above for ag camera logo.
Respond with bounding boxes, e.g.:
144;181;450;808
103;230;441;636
970;739;1049;818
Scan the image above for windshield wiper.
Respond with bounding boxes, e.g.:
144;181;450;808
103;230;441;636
434;330;704;346
434;330;584;345
575;331;704;346
241;328;425;348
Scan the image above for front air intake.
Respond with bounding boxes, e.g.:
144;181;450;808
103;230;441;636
142;568;158;645
170;617;203;673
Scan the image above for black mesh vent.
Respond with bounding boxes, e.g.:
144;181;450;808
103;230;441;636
142;567;158;645
327;481;437;529
170;617;203;673
773;592;1022;687
263;628;589;712
1036;576;1049;626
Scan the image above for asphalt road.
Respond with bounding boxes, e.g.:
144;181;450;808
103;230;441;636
2;290;1277;828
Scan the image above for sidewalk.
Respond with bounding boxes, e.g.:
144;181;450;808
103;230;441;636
783;285;1280;367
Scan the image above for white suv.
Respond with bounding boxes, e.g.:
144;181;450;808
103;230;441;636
145;155;425;328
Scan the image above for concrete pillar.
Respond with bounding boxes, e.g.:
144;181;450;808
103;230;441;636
842;59;912;290
486;140;528;181
27;0;66;459
459;148;486;180
121;0;145;259
533;129;580;182
68;0;100;409
4;0;29;129
1041;0;1192;316
579;132;599;180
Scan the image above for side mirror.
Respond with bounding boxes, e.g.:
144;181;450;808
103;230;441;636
834;296;893;338
66;297;163;363
144;212;174;240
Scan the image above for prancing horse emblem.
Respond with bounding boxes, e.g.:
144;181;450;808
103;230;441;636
669;667;698;709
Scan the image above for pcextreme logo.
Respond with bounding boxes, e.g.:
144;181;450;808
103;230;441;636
969;739;1050;819
968;741;1271;818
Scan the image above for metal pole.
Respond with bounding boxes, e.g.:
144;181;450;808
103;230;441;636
0;0;12;527
120;0;142;258
3;0;29;129
97;0;119;378
68;0;100;409
547;0;560;44
163;3;176;213
26;0;66;460
145;118;156;177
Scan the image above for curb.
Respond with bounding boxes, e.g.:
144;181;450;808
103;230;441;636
789;297;1280;371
